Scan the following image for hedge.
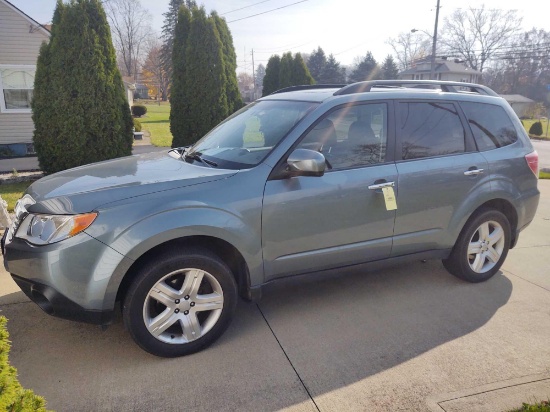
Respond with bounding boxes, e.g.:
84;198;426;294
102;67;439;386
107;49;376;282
133;118;142;132
529;121;543;136
131;105;147;117
0;317;47;411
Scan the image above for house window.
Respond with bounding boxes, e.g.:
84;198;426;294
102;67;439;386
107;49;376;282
0;66;35;113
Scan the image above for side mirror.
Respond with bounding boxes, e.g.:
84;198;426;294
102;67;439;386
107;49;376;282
286;149;326;177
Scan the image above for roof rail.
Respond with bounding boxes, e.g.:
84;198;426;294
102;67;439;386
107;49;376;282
333;80;499;97
271;84;347;95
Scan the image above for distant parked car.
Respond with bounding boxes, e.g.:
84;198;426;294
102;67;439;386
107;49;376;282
2;80;540;357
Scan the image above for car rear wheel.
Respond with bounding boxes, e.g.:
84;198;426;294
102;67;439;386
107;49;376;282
123;248;237;357
443;209;511;283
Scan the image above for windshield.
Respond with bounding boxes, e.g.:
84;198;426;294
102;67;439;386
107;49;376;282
187;100;319;169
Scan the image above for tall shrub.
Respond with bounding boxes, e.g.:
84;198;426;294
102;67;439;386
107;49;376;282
32;0;133;174
184;7;227;143
279;52;294;89
262;55;281;96
211;12;243;115
291;53;315;86
160;0;196;99
170;5;192;147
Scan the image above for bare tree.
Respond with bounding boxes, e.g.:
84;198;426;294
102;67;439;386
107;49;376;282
105;0;152;80
439;5;522;72
387;31;432;71
484;29;550;101
142;38;169;101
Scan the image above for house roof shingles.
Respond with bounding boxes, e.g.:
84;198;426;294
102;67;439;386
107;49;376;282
400;59;481;76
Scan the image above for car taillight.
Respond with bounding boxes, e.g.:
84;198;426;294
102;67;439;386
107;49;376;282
525;151;538;177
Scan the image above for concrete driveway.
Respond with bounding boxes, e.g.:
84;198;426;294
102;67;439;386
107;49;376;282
1;182;549;411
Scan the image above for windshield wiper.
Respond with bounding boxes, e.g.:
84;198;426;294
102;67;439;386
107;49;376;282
184;151;218;167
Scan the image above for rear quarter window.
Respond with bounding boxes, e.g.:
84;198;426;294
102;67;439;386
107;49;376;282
460;102;518;151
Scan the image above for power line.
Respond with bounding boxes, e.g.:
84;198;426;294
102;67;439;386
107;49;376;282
334;41;371;56
227;0;309;24
220;0;276;16
254;41;315;54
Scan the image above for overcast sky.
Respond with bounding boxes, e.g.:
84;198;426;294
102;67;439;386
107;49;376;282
9;0;549;74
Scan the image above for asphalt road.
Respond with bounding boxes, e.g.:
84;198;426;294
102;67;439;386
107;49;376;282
1;183;549;411
532;139;550;169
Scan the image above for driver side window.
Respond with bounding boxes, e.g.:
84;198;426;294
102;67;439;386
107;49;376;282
297;103;388;170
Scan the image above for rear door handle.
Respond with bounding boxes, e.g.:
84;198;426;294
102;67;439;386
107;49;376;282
368;181;395;190
464;168;484;176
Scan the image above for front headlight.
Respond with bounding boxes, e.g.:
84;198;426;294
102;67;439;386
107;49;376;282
15;213;98;245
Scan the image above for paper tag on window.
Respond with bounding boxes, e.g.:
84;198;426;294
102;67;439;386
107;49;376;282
382;186;397;211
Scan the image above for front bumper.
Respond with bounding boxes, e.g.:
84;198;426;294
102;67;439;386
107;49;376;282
3;227;129;325
11;274;113;325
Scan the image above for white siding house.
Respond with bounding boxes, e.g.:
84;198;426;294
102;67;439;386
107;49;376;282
0;0;49;155
500;95;535;118
399;57;482;84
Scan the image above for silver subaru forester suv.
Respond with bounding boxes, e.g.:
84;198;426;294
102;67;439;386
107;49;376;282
2;80;540;357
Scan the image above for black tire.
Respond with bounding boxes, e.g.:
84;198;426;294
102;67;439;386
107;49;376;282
442;208;511;283
123;248;237;357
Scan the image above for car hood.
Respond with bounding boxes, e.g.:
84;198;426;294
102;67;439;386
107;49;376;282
26;151;238;214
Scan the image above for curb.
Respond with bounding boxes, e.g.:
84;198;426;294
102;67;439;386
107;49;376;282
0;172;43;185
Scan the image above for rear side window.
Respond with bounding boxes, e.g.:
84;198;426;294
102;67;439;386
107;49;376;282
460;102;518;151
399;102;465;160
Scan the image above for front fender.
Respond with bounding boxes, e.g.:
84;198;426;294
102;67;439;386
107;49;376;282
82;166;270;312
88;206;263;312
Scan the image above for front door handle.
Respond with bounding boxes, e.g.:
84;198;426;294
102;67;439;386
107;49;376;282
464;168;484;176
368;181;395;190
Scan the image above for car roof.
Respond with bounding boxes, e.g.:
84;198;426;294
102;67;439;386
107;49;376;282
259;80;501;104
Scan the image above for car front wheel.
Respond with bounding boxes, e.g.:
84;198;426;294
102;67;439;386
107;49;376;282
443;209;511;283
123;248;237;357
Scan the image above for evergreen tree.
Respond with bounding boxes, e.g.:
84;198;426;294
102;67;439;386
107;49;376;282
262;55;280;96
291;53;315;85
279;52;294;89
319;54;346;84
184;7;227;143
349;52;380;83
170;5;192;147
160;0;196;97
307;46;327;82
380;55;399;79
255;63;266;93
211;12;243;114
32;0;133;174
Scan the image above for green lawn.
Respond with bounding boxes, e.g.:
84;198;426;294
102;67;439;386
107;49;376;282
540;171;550;179
0;182;30;212
135;101;172;147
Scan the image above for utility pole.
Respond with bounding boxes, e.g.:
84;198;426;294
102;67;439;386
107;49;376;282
251;49;256;100
430;0;441;80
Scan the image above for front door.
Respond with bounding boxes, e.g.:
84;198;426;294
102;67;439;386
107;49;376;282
262;102;398;281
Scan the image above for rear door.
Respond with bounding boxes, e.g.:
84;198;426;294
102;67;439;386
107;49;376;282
392;100;489;256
